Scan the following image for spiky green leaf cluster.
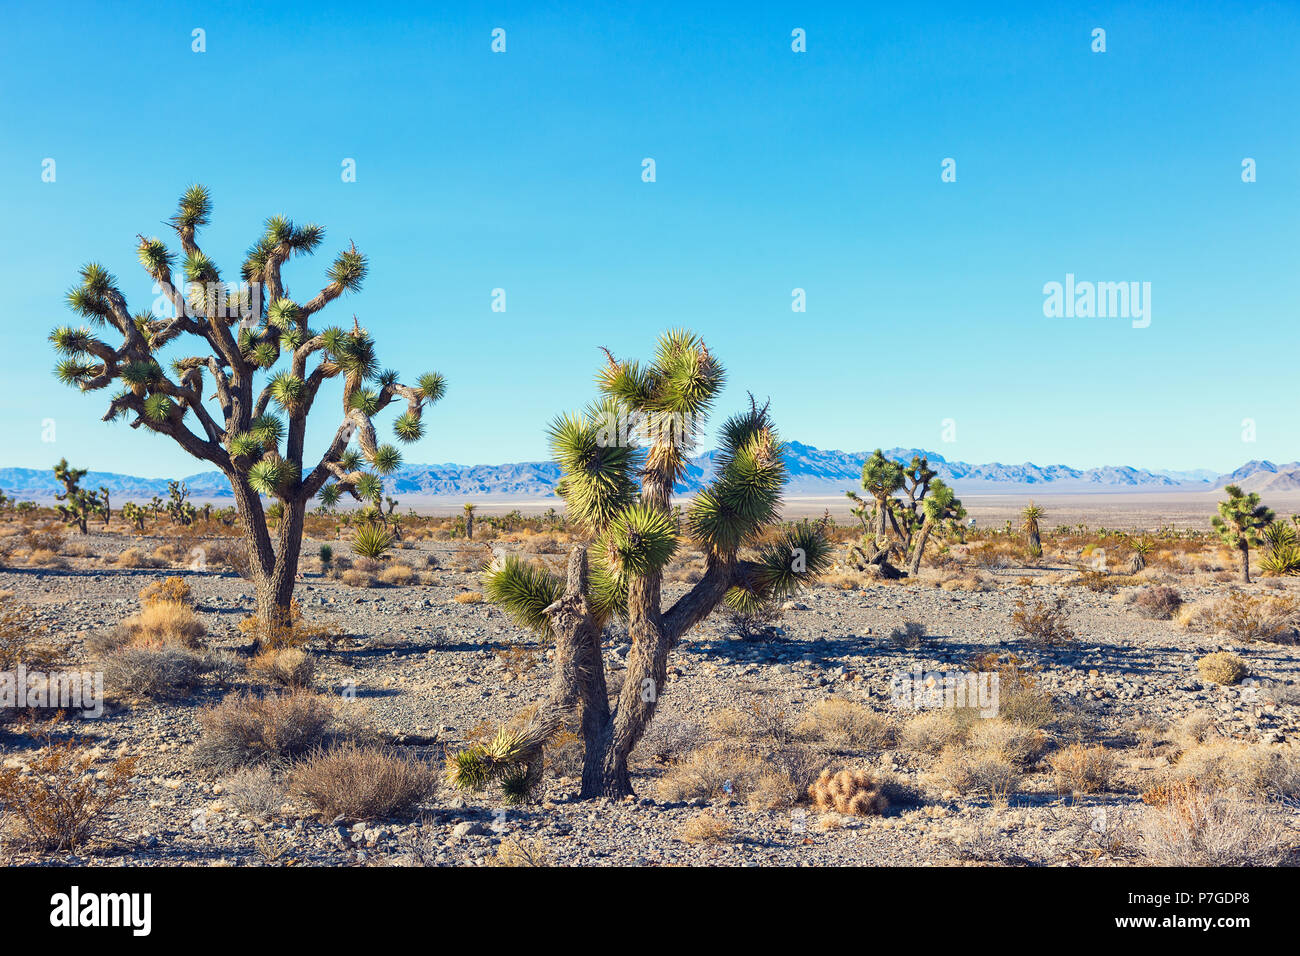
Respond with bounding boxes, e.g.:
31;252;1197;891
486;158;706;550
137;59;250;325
599;502;679;580
482;554;563;635
548;404;640;534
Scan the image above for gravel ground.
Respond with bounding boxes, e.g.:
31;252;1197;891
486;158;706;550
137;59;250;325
2;526;1298;867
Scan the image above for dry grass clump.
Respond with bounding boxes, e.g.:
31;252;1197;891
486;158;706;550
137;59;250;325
27;549;65;568
0;738;137;851
635;716;704;764
679;812;735;844
796;699;894;750
113;547;149;569
1049;743;1116;793
101;647;207;702
121;600;206;650
236;601;338;651
378;563;415;586
937;572;992;592
194;691;335;771
488;837;551;866
1170;740;1300;798
1132;584;1183;620
899;709;974;754
1196;651;1247;685
656;742;767;803
1009;595;1075;646
928;747;1020;797
967;719;1045;767
888;619;926;649
1178;591;1300;643
140;576;193;607
288;742;437;820
249;647;316;688
1139;785;1289;866
220;766;285;821
808;768;889;815
453;591;484;604
340;568;375;588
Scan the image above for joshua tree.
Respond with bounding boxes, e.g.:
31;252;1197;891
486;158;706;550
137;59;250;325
451;331;831;800
846;449;905;572
48;186;445;640
52;459;106;534
1213;485;1274;583
121;501;148;532
99;488;112;527
166;481;195;526
1128;537;1153;573
1260;521;1300;576
1022;501;1045;557
907;479;965;576
463;502;476;540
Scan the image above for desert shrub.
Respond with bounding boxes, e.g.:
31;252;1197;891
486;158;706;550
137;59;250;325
635;716;704;763
0;605;57;672
1009;595;1075;646
808;768;889;815
121;601;206;649
0;739;137;851
288;742;437;820
453;591;483;604
1170;741;1300;798
795;699;893;750
656;742;768;802
1178;591;1300;643
1196;651;1247;685
113;547;148;568
1049;743;1116;793
194;691;334;771
679;812;734;844
378;564;415;586
27;549;65;568
928;747;1020;797
968;719;1045;767
220;766;284;821
899;710;972;754
101;647;207;702
1139;787;1288;866
249;647;316;688
888;619;926;649
1133;585;1183;620
139;576;192;607
341;568;375;588
237;600;337;651
488;837;551;866
542;729;585;778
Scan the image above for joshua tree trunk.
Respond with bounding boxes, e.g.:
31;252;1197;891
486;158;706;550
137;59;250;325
466;510;474;540
908;517;934;576
1240;541;1251;583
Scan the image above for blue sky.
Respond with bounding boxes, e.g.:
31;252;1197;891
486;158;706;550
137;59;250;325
1;0;1297;478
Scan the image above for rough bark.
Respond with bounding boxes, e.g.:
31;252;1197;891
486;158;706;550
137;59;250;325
1240;541;1251;584
908;517;934;576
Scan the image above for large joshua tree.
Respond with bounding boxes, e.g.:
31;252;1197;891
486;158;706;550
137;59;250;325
1212;484;1274;583
452;331;832;800
49;186;445;639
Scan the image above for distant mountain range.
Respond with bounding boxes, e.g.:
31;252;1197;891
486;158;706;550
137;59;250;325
3;444;1297;501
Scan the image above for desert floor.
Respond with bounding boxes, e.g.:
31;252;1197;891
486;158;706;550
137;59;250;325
1;511;1298;867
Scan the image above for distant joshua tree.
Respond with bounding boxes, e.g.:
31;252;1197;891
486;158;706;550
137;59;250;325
1022;501;1045;557
1212;485;1274;583
48;186;445;642
463;502;476;540
449;331;831;800
52;459;106;534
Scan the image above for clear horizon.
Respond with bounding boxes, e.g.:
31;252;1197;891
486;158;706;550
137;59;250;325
2;1;1297;479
